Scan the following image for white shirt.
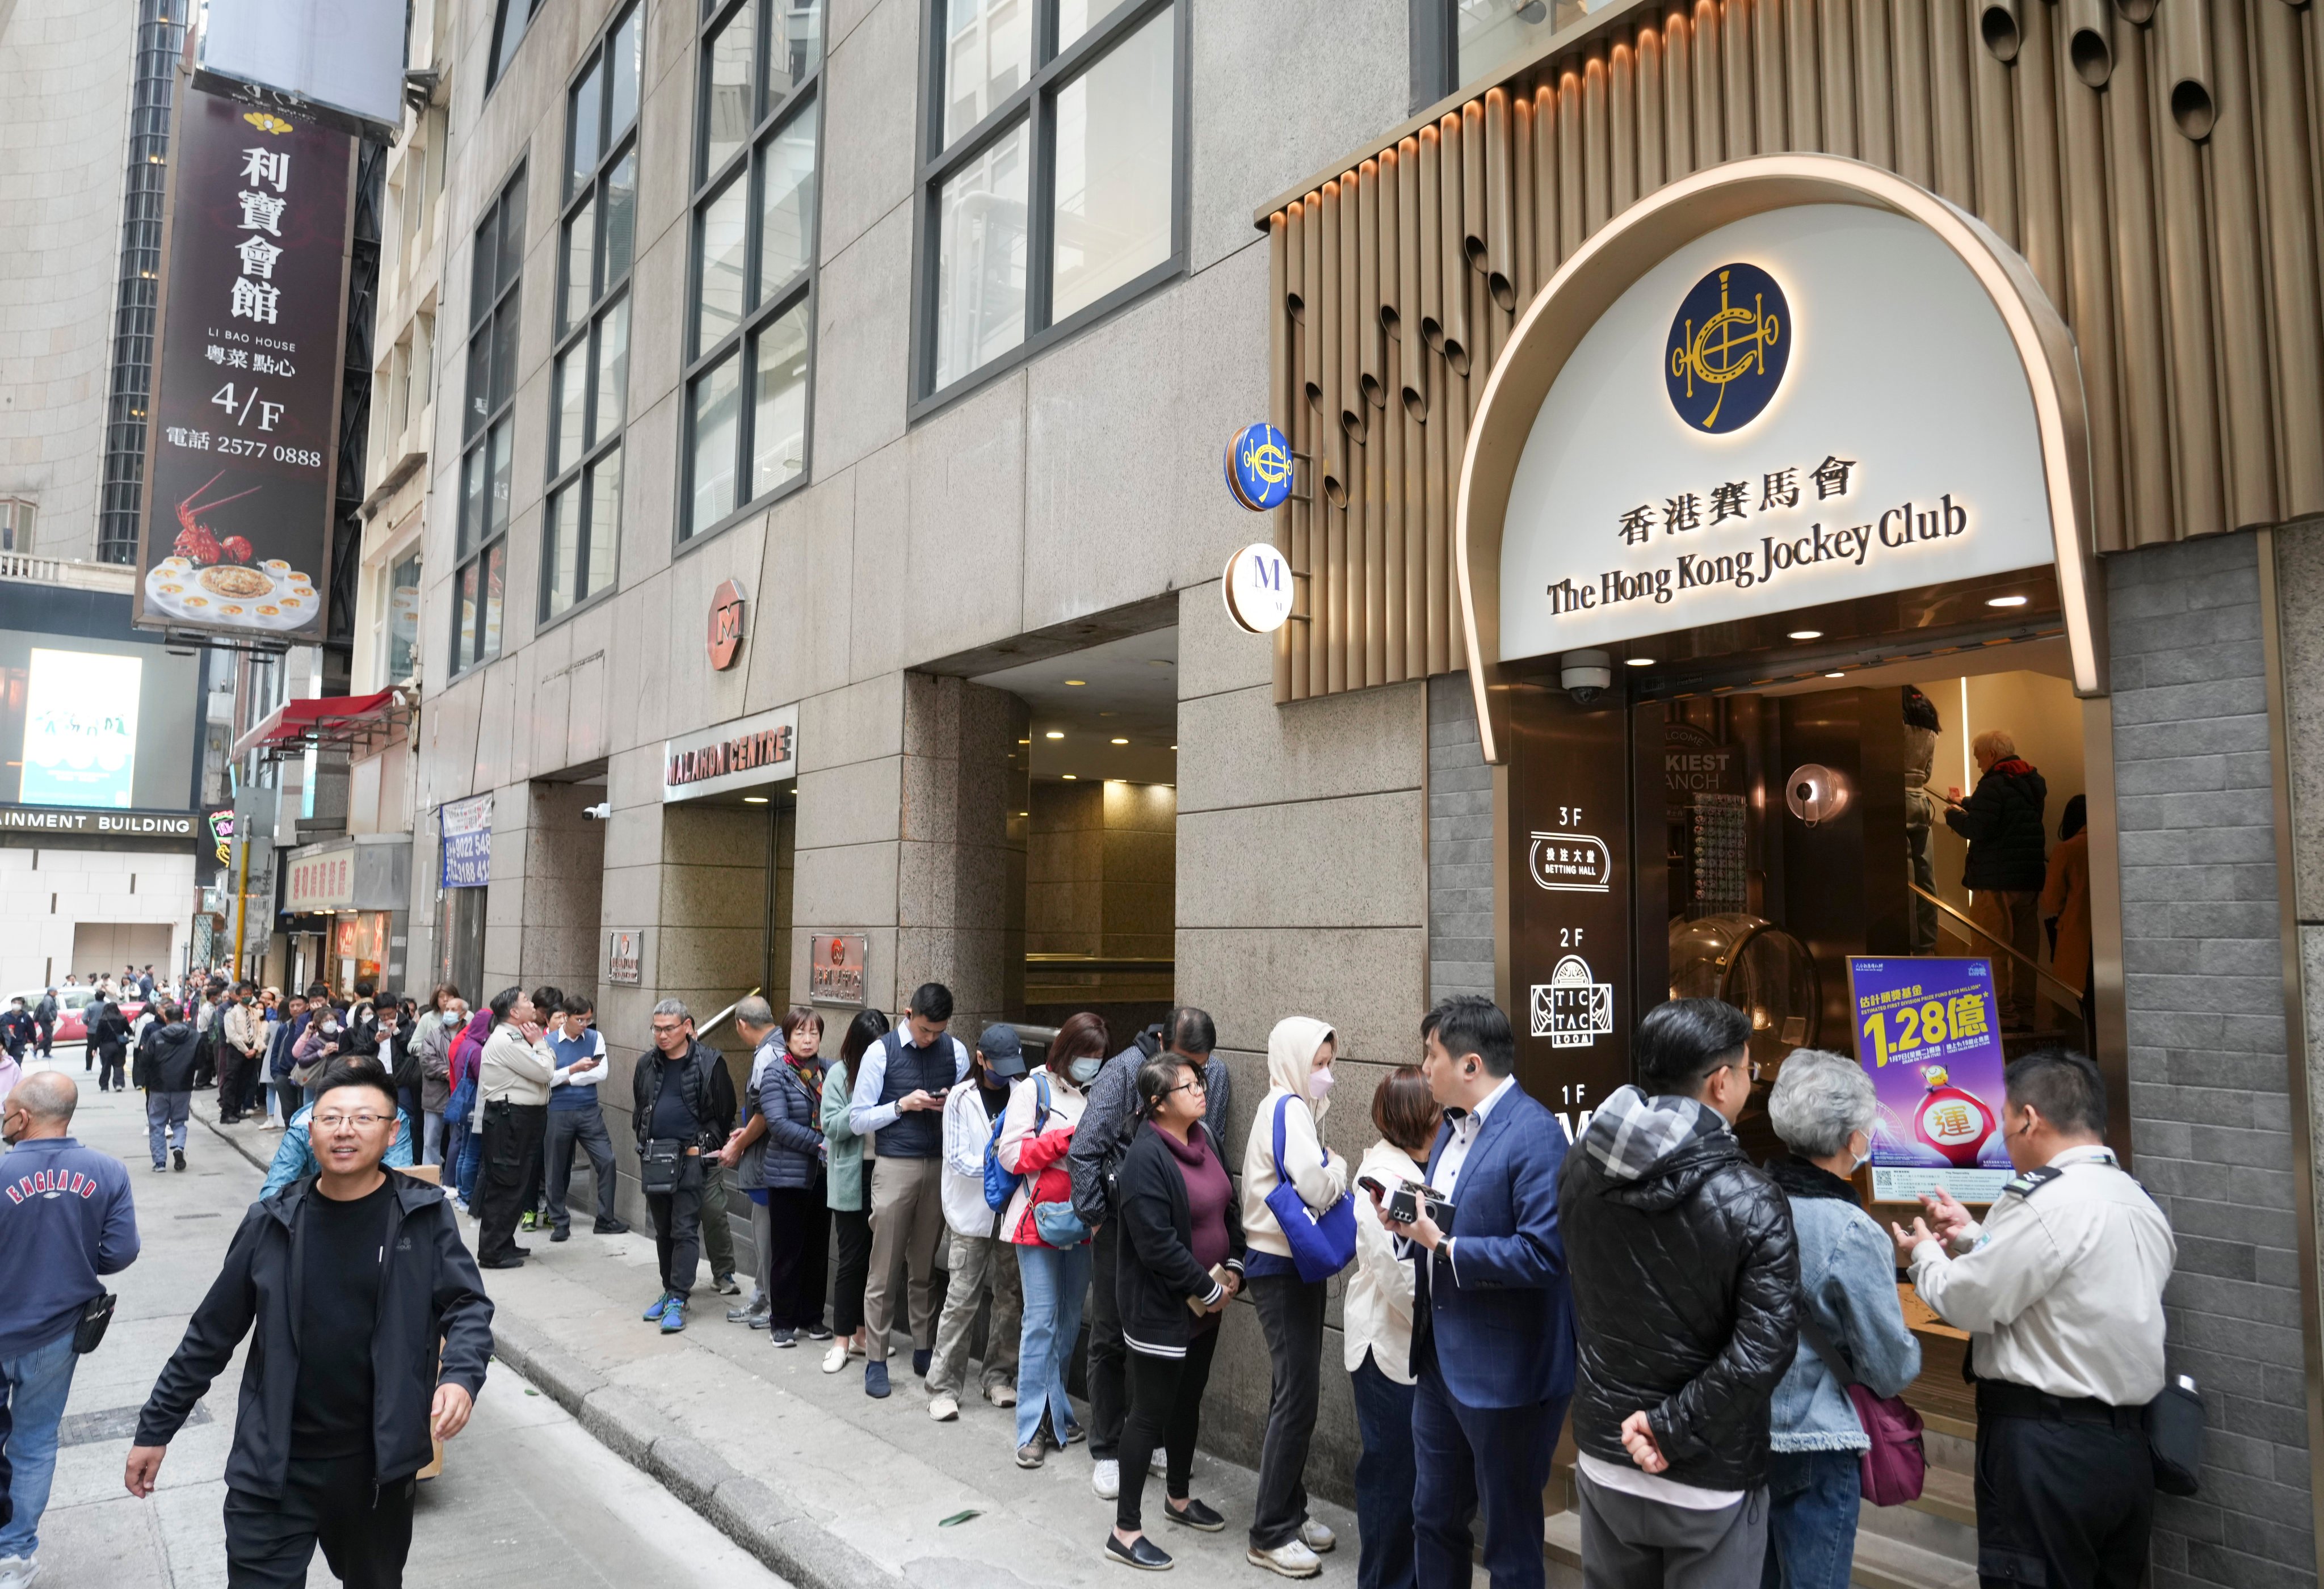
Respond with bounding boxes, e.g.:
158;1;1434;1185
1910;1143;2175;1405
1427;1073;1515;1285
1347;1140;1424;1384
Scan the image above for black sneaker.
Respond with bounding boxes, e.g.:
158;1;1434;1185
769;1327;797;1347
1105;1534;1174;1571
594;1218;632;1235
173;1149;186;1171
1162;1498;1225;1533
805;1324;834;1340
550;1226;571;1243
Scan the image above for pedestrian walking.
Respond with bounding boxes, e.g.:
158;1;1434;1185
30;991;55;1061
1561;999;1798;1589
1103;1049;1244;1571
0;999;31;1065
0;1071;140;1588
998;1010;1100;1461
1896;1048;2174;1589
473;987;554;1269
849;983;972;1399
634;999;738;1335
542;993;628;1240
820;1008;886;1374
1070;1007;1232;1499
133;1002;204;1172
127;1059;493;1589
1346;1066;1441;1589
723;1002;828;1344
925;1023;1027;1420
87;994;131;1094
1762;1051;1922;1589
1239;1015;1350;1577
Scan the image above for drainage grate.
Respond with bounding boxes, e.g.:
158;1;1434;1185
58;1401;209;1448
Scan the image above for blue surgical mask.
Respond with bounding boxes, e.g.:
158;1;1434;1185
1067;1056;1104;1088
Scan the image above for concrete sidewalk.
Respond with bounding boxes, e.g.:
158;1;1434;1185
200;1114;1358;1589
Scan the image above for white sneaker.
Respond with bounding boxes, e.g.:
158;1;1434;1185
822;1342;851;1374
1298;1519;1335;1553
928;1394;959;1422
1090;1457;1120;1499
0;1554;39;1589
986;1382;1018;1408
1246;1540;1322;1579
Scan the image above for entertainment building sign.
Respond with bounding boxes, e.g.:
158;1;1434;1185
132;86;355;645
0;807;200;839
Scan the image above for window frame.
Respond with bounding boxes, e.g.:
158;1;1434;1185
449;161;528;682
674;0;829;553
906;0;1190;420
485;0;545;93
540;1;645;628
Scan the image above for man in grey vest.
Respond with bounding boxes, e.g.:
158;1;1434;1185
847;982;970;1399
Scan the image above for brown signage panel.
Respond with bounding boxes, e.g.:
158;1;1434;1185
133;90;354;643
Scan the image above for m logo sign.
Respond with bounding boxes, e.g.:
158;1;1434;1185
707;579;746;670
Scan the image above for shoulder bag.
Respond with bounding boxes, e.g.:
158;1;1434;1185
1795;1302;1926;1505
1266;1094;1357;1283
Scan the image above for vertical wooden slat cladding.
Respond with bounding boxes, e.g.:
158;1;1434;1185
1258;0;2324;701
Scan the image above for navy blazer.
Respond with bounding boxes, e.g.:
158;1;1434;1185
1411;1079;1577;1411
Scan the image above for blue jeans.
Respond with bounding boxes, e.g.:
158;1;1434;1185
1760;1449;1863;1589
1351;1349;1418;1589
146;1088;191;1165
455;1124;482;1200
0;1331;81;1559
1014;1242;1091;1449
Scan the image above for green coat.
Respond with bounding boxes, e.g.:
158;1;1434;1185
821;1056;866;1213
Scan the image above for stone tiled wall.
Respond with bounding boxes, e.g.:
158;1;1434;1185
1428;673;1494;1005
2110;529;2318;1589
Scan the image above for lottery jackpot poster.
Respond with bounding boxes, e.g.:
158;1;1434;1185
1848;956;2014;1204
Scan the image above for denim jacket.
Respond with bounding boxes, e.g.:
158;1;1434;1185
1766;1158;1923;1452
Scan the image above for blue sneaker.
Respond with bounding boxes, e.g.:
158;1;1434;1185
643;1292;672;1323
865;1361;891;1398
661;1298;688;1334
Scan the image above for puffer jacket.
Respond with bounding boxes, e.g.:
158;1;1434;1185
1946;756;2048;892
745;1045;826;1191
1239;1015;1348;1263
1560;1085;1799;1493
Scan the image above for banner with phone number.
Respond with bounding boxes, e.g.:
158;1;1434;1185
1848;956;2013;1204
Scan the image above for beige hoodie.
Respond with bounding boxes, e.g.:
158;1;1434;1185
1239;1015;1350;1260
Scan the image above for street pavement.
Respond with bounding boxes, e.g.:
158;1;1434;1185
9;1053;791;1589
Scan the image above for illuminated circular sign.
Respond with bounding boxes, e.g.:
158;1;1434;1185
1666;262;1788;434
1224;422;1294;511
1222;543;1296;634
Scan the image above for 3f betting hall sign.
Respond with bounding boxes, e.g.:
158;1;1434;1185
133;90;355;644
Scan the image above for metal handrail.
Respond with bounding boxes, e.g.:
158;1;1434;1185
1907;884;2084;1008
693;986;762;1041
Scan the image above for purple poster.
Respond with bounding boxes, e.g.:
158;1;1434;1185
1848;956;2013;1204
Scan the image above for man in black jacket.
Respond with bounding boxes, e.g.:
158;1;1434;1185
125;1058;493;1588
632;999;738;1335
1560;999;1798;1589
135;1003;204;1172
1943;729;2049;1030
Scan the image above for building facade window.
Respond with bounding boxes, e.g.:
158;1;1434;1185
0;498;35;555
680;0;823;543
1412;0;1595;106
545;4;644;619
913;0;1185;408
386;547;423;681
488;0;545;90
453;167;527;676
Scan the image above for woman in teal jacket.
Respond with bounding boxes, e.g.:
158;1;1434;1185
819;1008;888;1373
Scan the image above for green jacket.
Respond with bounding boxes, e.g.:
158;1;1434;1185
820;1056;866;1213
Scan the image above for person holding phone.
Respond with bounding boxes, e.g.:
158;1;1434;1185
472;987;554;1270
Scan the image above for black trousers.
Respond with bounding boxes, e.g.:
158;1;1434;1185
476;1102;548;1264
1975;1398;2155;1589
1249;1271;1327;1550
1087;1221;1129;1458
829;1203;872;1335
646;1155;707;1298
1117;1327;1220;1533
97;1045;127;1091
224;1452;415;1588
763;1179;832;1329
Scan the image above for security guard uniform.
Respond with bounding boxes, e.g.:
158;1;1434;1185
1908;1144;2176;1589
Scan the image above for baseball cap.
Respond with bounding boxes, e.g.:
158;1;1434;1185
977;1023;1028;1078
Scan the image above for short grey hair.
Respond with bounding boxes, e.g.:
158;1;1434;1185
733;996;775;1028
12;1070;77;1126
1767;1049;1877;1159
652;998;693;1022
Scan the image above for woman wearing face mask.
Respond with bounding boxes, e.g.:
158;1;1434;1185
1762;1049;1923;1589
1237;1015;1348;1578
997;1011;1106;1469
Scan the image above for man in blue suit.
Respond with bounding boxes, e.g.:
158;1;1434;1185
1376;994;1575;1589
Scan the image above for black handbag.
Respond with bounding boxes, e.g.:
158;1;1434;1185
72;1293;117;1355
640;1137;686;1195
2146;1373;2205;1496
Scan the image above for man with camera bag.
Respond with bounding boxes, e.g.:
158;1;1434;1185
1897;1048;2175;1589
635;999;738;1336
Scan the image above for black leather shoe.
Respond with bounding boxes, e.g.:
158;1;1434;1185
1104;1534;1174;1571
550;1226;571;1243
1163;1498;1225;1533
594;1218;632;1235
482;1256;526;1269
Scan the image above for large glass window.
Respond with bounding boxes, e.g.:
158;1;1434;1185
453;168;526;675
544;5;644;621
682;0;824;540
1417;0;1607;103
917;0;1183;405
386;548;422;681
488;0;544;90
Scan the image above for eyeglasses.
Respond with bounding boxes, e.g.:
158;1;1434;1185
312;1111;392;1130
651;1023;687;1036
1728;1057;1764;1083
1157;1077;1207;1101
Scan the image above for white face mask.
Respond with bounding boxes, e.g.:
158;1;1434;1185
1847;1132;1871;1174
1309;1066;1335;1102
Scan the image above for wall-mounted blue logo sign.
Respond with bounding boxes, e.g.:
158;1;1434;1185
1224;422;1294;511
1666;263;1788;434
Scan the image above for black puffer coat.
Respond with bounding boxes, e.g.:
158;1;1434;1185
1946;757;2048;892
1560;1088;1800;1493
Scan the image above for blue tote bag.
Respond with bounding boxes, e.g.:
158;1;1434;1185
1266;1094;1356;1282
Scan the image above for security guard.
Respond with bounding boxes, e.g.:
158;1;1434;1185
1891;1048;2175;1589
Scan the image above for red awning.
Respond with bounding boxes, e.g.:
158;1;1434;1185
231;690;401;760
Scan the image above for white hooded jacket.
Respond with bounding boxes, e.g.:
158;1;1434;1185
1239;1015;1348;1260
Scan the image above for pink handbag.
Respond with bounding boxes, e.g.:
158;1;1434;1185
1797;1308;1927;1506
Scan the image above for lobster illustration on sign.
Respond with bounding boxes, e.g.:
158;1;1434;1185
173;469;261;566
